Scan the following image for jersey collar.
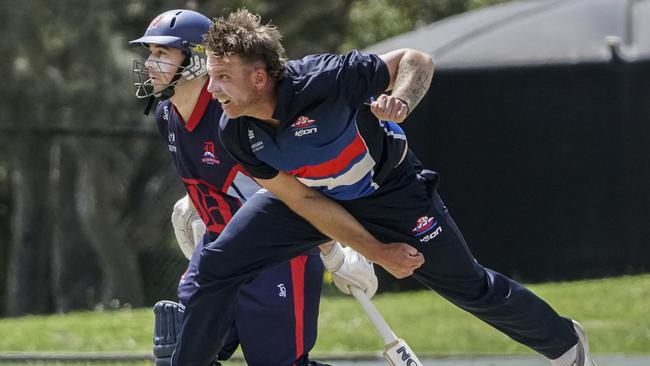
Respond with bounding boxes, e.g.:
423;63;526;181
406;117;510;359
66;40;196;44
271;69;294;125
184;80;212;132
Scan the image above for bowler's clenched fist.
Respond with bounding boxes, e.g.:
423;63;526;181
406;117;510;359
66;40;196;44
370;94;409;123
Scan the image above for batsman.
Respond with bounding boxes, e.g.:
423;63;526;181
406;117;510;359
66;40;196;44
171;8;598;366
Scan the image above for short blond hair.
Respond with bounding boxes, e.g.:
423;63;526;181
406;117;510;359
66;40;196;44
205;9;286;80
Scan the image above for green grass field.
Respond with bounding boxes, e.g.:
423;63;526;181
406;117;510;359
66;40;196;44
0;274;648;356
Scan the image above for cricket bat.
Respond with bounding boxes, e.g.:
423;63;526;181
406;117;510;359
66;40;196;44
350;286;423;366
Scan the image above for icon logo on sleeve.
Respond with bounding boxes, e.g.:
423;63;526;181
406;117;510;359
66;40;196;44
163;105;170;121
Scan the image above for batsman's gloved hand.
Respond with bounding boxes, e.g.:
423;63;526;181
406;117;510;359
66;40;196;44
181;54;207;81
171;195;206;260
320;242;378;298
153;300;185;366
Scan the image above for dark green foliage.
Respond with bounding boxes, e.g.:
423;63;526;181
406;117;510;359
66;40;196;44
0;0;511;316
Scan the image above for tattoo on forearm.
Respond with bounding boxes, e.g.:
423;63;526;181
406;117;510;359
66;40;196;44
392;55;433;114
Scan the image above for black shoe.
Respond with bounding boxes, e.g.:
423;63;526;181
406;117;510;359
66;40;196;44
296;354;331;366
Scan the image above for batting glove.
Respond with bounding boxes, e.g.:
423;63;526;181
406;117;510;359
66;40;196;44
320;242;378;298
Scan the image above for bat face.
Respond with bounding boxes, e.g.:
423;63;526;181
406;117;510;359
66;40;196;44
383;339;423;366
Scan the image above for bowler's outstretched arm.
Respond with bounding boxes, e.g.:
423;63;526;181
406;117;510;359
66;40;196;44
256;171;424;279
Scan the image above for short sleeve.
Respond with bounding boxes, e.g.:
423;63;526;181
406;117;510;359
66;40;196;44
218;115;279;180
337;50;390;107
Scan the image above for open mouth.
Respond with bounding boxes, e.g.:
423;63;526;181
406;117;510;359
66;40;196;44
218;98;231;105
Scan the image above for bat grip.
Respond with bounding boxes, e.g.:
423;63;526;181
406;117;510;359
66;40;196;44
350;286;398;346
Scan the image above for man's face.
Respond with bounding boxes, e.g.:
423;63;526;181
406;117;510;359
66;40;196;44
145;44;185;94
206;53;260;119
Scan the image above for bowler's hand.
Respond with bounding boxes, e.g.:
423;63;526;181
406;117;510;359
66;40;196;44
370;94;409;123
370;243;424;279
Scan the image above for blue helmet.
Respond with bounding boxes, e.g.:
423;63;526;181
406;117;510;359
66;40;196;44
129;9;211;52
130;9;212;100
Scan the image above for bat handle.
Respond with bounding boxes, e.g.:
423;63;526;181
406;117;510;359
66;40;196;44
350;286;398;346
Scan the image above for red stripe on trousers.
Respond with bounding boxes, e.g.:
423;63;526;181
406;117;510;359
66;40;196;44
290;255;308;365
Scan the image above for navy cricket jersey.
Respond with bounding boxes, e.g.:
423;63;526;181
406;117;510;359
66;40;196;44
219;51;408;201
155;81;260;240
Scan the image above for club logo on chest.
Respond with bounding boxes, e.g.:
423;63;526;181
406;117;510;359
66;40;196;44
201;141;220;165
291;116;318;137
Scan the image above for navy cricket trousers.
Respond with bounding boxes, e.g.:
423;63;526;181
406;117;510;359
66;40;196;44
178;242;323;366
175;157;578;366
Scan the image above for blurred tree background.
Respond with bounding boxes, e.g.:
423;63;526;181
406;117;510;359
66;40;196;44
0;0;509;317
